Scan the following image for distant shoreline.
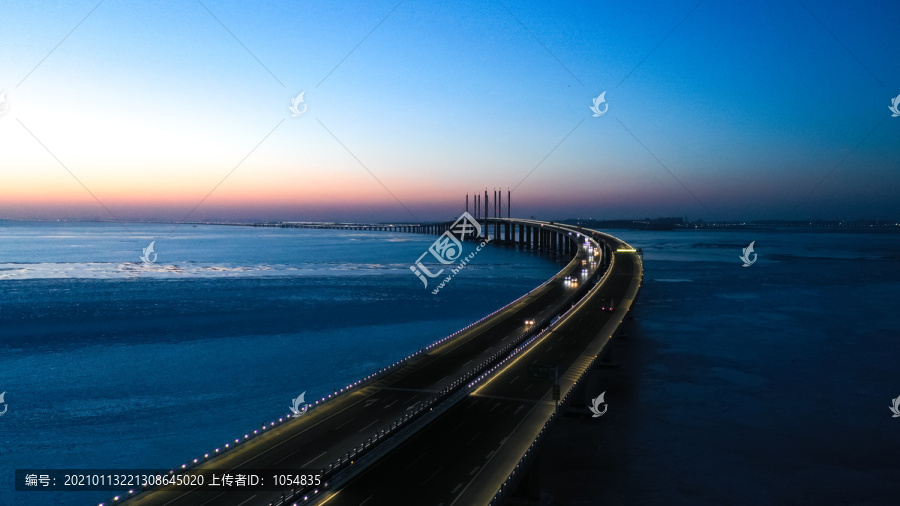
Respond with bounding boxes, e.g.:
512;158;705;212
1;217;899;232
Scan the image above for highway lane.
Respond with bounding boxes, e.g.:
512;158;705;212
317;232;641;506
122;226;602;506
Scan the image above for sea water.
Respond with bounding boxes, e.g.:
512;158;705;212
552;227;900;505
0;221;564;505
4;224;899;505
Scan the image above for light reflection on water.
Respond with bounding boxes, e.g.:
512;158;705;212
0;222;562;505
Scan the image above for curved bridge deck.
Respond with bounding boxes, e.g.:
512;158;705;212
317;224;642;506
117;219;641;506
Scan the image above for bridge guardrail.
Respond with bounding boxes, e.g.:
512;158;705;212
487;237;642;506
278;224;610;505
109;220;602;506
288;229;614;505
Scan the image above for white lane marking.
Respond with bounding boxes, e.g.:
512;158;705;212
469;466;480;476
198;493;224;506
514;404;524;415
236;496;257;506
405;453;427;470
302;450;327;468
451;483;463;494
423;467;443;485
466;431;482;446
509;375;520;385
450;407;537;506
358;419;379;433
383;400;398;409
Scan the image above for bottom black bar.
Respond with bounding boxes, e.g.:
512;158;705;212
15;469;323;492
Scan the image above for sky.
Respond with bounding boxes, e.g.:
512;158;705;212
1;0;898;223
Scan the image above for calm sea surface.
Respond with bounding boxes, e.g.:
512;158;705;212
2;223;899;505
542;227;900;505
0;221;563;505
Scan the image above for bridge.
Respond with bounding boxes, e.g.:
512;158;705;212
254;218;599;255
111;218;642;506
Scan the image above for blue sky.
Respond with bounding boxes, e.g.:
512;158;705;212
1;0;898;222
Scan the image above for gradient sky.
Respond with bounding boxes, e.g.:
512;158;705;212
1;0;899;222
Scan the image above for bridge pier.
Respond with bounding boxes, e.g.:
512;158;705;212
272;218;583;258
